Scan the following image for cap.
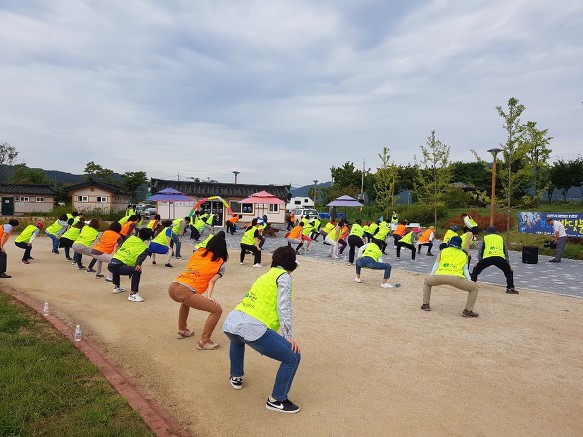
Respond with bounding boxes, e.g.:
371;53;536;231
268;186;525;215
35;221;44;230
448;236;462;249
450;225;459;231
484;226;497;234
413;227;421;233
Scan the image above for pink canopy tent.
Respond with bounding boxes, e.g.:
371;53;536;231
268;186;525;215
239;190;285;217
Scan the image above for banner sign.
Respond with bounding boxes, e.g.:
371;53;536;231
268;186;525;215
518;212;583;237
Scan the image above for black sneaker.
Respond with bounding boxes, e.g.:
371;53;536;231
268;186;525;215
266;396;300;414
165;263;173;268
229;376;243;390
462;309;479;318
421;303;430;311
506;288;519;294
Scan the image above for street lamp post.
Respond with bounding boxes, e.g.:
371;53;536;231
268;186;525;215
487;148;503;226
233;171;240;184
312;180;318;209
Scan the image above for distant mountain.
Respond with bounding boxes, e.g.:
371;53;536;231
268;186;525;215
291;181;331;197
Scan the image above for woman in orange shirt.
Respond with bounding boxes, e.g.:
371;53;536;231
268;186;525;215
168;233;228;350
86;221;123;280
285;222;304;253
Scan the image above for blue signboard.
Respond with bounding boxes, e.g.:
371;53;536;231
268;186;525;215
518;212;583;237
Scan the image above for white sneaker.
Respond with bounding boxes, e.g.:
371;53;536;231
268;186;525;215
354;277;362;283
252;263;263;268
128;293;144;302
396;257;401;260
381;283;394;289
112;286;125;294
240;262;244;265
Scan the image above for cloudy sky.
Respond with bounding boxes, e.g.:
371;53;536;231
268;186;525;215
1;0;582;187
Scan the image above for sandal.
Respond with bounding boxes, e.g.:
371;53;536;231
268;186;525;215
176;329;195;339
197;341;221;350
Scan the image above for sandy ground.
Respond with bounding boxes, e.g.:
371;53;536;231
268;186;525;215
3;237;583;436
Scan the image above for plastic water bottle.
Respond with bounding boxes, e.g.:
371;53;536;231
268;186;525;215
43;303;49;317
74;325;82;342
394;282;401;288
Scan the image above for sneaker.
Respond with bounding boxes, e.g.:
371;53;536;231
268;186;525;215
421;303;431;311
71;261;77;265
462;309;479;318
506;288;519;294
86;268;96;273
112;286;125;294
395;257;401;260
164;263;173;268
381;282;394;288
240;262;244;265
549;259;560;263
332;255;339;259
354;277;362;283
229;376;243;390
0;272;11;278
66;257;73;261
266;396;300;414
252;263;262;268
95;274;104;279
175;256;184;260
152;260;157;265
77;266;85;270
52;250;59;255
128;293;144;302
427;253;434;256
21;260;30;265
347;263;353;266
105;277;113;283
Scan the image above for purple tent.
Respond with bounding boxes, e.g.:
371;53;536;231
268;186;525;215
326;195;363;207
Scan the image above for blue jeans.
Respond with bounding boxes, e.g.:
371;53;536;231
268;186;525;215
225;329;301;401
170;233;181;257
46;232;60;252
356;256;392;279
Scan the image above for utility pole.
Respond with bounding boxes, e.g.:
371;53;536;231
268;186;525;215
233;171;240;184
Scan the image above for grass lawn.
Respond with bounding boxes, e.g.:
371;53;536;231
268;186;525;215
0;292;154;437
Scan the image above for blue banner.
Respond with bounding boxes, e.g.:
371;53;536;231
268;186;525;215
518;212;583;237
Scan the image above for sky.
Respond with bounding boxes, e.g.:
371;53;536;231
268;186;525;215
1;0;582;187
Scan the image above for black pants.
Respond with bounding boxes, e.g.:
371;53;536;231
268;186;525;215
226;222;236;235
108;261;142;292
338;239;347;255
396;241;416;260
189;225;200;241
14;241;32;261
347;235;364;264
0;251;7;274
393;234;402;247
470;256;514;288
240;244;261;265
417;242;433;254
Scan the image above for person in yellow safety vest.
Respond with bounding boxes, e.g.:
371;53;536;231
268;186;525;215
317;220;336;243
120;215;138;240
170;217;191;259
417;226;435;256
146;214;161;234
72;219;101;270
354;239;394;288
86;221;123;280
169;232;229;350
421;235;480;317
309;217;322;240
148;220;173;267
257;219;267;249
461;213;479;234
108;227;153;302
45;214;70;254
390;210;399;232
373;220;390;254
69;211;81;225
240;218;262;267
196;231;224;251
222;246;302;413
460;230;474;254
439;226;459;250
470;226;517;294
368;221;379;242
0;219;19;278
59;221;84;261
188;212;205;241
14;221;44;264
325;220;342;259
347;219;365;266
396;227;421;260
300;220;314;252
204;213;217;235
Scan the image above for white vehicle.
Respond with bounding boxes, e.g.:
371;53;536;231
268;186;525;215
292;208;319;222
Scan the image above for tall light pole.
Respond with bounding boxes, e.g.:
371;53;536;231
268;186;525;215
313;180;318;209
233;171;240;184
487;148;503;227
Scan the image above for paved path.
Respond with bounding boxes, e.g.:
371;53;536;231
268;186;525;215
192;230;582;299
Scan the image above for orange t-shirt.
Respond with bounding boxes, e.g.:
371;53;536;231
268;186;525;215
120;221;137;237
394;224;407;236
228;216;240;224
93;230;122;254
418;229;434;243
175;249;224;293
288;225;302;239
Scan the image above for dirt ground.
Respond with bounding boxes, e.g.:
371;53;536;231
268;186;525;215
3;238;583;436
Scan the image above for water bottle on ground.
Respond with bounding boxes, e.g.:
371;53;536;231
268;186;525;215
74;325;82;342
43;302;49;316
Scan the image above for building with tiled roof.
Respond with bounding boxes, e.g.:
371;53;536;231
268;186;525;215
0;184;56;216
66;177;131;213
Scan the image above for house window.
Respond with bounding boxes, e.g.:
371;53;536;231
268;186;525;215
77;195;89;202
36;197;45;202
21;196;29;202
268;204;279;213
241;203;254;214
294;200;301;205
96;196;108;203
230;201;241;213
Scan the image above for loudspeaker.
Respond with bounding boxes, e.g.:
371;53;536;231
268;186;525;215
522;246;538;264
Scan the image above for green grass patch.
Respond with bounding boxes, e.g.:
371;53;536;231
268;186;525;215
0;293;154;437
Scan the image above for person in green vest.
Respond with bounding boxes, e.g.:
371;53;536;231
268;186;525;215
470;226;517;294
461;212;479;234
222;246;301;413
189;211;206;241
439;226;459;250
421;236;479;317
309;217;322;241
148;220;173;267
203;212;218;235
72;219;101;270
390;210;399;232
354;239;394;288
108;227;153;302
14;221;44;264
240;218;262;267
347;219;365;265
59;221;84;261
45;214;71;254
373;220;390;254
317;220;336;243
396;228;421;260
196;231;225;250
170;216;190;260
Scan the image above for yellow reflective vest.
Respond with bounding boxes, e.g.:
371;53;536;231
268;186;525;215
435;247;467;278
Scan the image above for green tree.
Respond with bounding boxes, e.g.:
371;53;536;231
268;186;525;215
549;157;583;203
121;171;148;202
413;131;452;228
83;161;114;183
374;147;398;218
522;121;552;206
0;142;20;181
8;165;52;185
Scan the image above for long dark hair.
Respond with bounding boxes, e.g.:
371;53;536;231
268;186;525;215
203;231;228;262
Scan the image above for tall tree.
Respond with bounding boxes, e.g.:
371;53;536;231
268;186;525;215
413;131;452;228
8;165;53;185
374;147;398;219
121;171;148;201
522;121;552;206
83;161;114;183
0;142;20;181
